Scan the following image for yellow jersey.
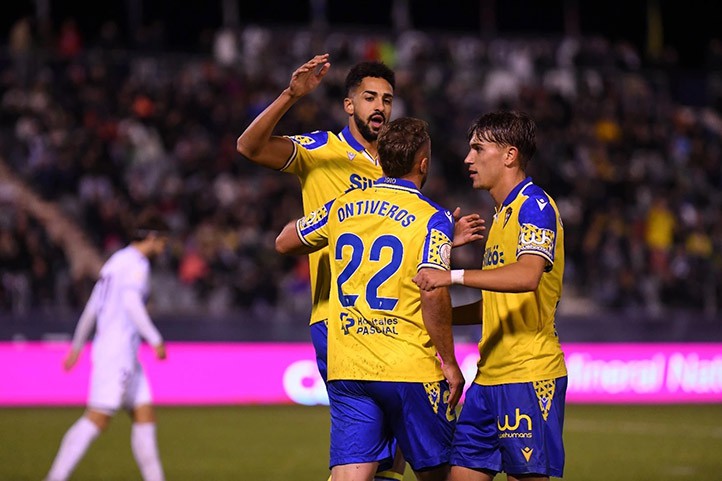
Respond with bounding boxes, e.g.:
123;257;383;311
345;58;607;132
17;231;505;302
474;177;567;385
283;127;384;326
296;177;454;382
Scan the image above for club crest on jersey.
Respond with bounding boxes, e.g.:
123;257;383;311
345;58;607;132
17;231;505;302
503;207;513;228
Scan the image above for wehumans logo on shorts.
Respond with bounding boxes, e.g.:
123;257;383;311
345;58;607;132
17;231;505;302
497;408;532;438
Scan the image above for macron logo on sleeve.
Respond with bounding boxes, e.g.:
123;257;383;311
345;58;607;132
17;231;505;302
536;198;548;211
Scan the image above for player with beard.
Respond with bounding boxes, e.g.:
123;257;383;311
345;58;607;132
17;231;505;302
237;54;405;481
237;55;483;481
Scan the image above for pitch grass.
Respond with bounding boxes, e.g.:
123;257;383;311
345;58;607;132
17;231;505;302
2;404;721;480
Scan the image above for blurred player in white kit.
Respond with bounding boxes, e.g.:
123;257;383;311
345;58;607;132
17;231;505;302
44;209;170;481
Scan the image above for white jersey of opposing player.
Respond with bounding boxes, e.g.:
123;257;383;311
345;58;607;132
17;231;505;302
94;246;150;367
72;246;163;370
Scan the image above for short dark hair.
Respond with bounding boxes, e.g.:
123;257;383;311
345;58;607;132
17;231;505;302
132;208;170;241
467;111;537;170
378;117;430;178
344;61;395;97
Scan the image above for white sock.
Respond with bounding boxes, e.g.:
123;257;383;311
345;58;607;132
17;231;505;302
46;417;100;481
131;422;165;481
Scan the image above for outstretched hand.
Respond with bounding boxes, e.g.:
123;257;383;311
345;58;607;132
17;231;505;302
287;54;331;98
452;207;485;247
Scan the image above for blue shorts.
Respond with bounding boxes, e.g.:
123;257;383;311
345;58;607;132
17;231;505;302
327;379;455;471
312;321;400;472
451;377;567;477
310;321;328;383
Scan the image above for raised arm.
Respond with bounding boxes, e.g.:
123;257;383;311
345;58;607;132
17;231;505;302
419;275;465;409
236;54;331;169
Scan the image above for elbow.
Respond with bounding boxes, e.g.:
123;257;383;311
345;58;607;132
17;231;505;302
519;274;542;292
276;221;305;255
275;235;288;255
236;136;252;158
236;134;262;160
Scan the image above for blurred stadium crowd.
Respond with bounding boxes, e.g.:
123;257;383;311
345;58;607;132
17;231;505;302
1;16;721;320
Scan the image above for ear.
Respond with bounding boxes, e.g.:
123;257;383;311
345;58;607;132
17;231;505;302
419;156;429;175
504;146;518;166
344;97;353;116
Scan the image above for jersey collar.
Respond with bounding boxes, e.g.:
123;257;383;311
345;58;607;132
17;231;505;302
374;176;419;193
499;176;534;210
339;126;378;164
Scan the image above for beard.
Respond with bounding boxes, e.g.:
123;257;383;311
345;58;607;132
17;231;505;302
353;112;380;143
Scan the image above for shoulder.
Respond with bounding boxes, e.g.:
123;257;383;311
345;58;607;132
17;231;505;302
518;184;558;225
119;248;150;277
286;130;332;150
413;193;453;224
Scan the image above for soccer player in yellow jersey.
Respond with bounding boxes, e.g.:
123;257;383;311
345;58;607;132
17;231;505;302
277;118;464;481
414;111;567;481
237;55;482;481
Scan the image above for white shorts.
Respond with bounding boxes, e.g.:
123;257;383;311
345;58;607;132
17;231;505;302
88;362;152;414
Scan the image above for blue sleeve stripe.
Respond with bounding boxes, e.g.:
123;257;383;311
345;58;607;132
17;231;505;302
297;216;329;243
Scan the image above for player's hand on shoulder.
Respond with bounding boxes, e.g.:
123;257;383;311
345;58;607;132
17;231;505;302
287;53;331;98
452;207;485;247
413;269;451;291
63;349;80;371
154;343;167;360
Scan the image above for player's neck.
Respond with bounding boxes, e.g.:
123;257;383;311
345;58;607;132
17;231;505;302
348;123;378;157
490;172;527;208
399;173;424;190
129;241;151;259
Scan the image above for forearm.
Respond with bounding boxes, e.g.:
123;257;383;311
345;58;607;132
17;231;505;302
421;287;457;366
458;258;543;293
71;288;98;352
